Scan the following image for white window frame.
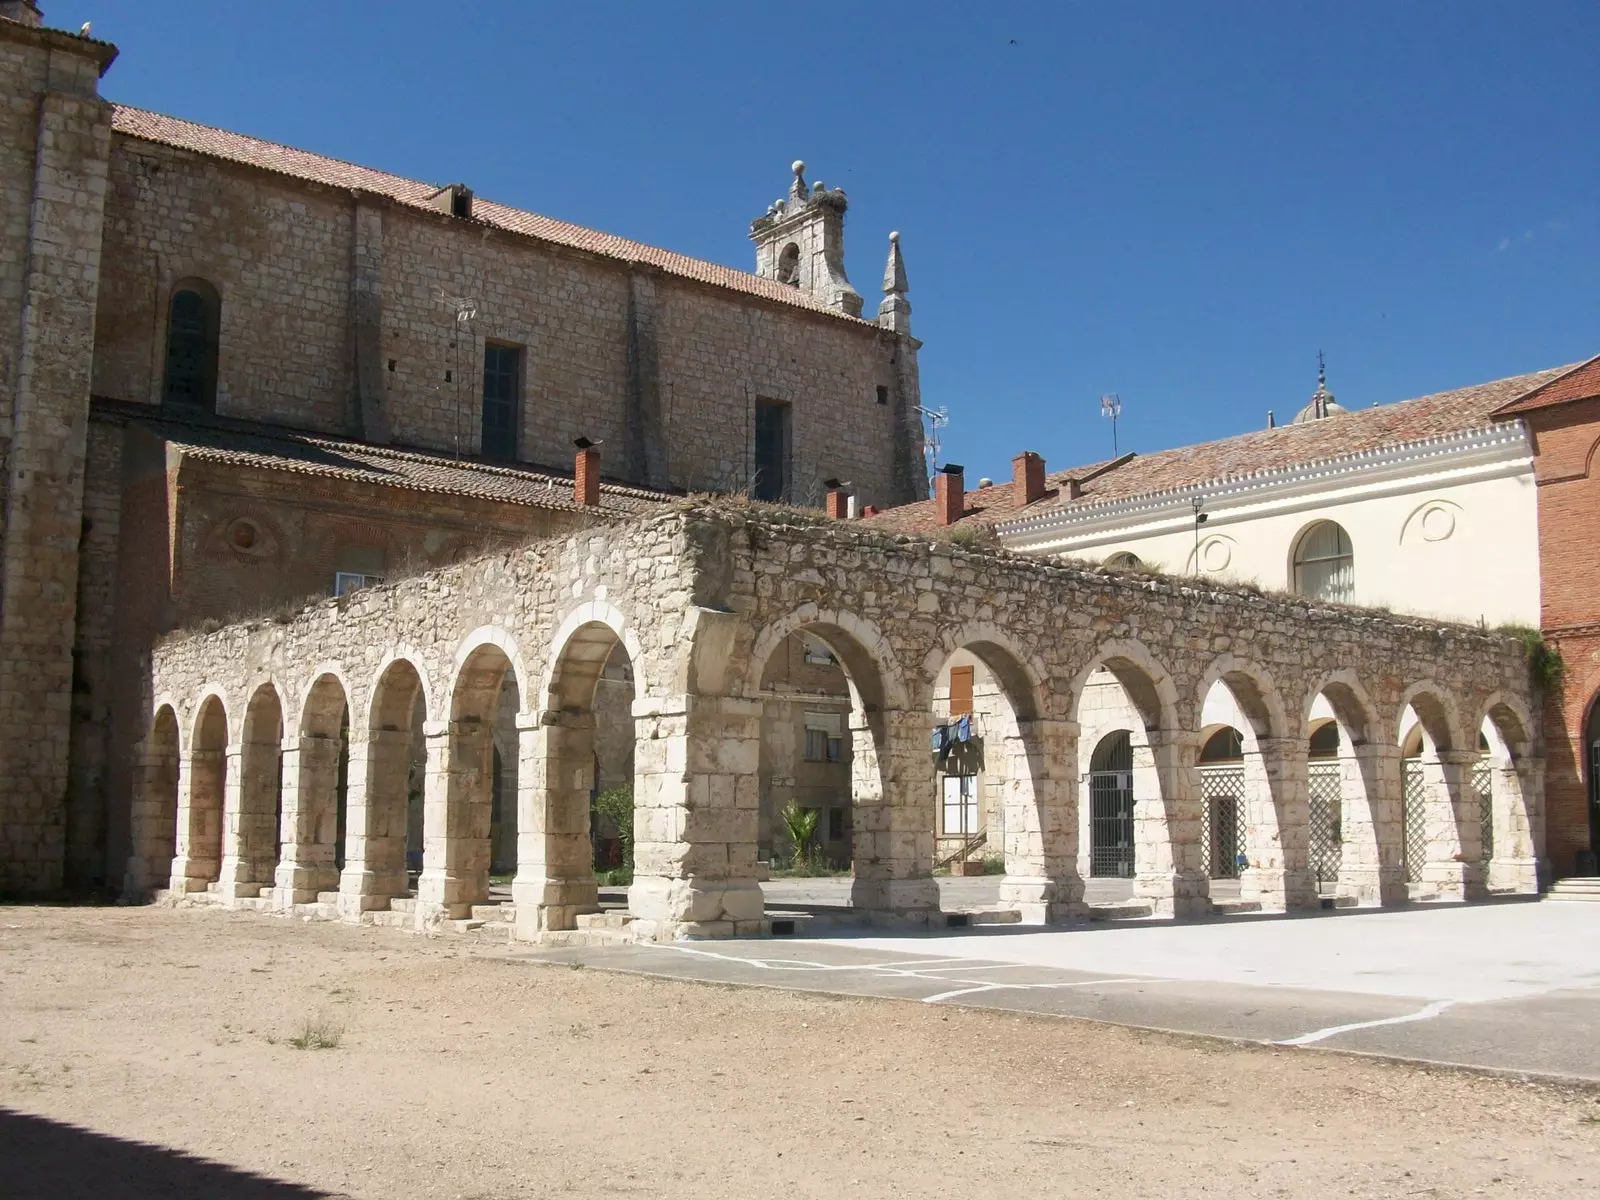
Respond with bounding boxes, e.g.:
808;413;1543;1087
334;571;384;597
941;774;979;836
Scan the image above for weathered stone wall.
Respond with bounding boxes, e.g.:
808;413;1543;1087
0;21;114;891
90;139;916;509
141;505;1544;938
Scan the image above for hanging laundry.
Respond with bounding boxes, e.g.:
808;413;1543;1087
955;713;972;743
930;725;947;754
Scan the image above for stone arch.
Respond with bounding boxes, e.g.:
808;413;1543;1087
126;703;181;899
1071;639;1200;917
743;605;910;713
514;615;642;934
219;681;284;901
275;671;349;907
1396;680;1476;900
340;654;433;914
925;626;1077;922
1195;658;1312;908
172;692;229;894
1301;670;1393;906
418;631;529;920
744;607;932;919
1475;692;1540;893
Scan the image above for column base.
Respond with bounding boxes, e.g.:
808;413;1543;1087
1239;866;1320;911
1136;870;1211;919
1335;866;1408;907
849;875;940;923
998;875;1087;924
627;874;765;939
513;875;601;937
168;856;216;895
1414;860;1477;902
1487;856;1540;894
336;866;407;918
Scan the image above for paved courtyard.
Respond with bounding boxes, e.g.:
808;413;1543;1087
524;893;1600;1082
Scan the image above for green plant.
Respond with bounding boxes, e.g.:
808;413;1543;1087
287;1013;343;1051
947;524;993;549
981;854;1007;876
1498;623;1565;691
780;803;821;866
592;785;635;873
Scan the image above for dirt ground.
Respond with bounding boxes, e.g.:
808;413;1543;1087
1;905;1598;1199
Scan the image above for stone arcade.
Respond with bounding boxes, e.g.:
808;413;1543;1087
132;504;1546;942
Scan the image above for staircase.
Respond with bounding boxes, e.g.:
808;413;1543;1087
1545;877;1600;903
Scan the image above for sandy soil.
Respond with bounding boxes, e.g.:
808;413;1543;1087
1;905;1597;1199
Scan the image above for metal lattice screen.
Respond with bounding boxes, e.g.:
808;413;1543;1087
1088;771;1135;878
1472;758;1493;863
1307;760;1343;888
1199;765;1243;879
1402;759;1427;883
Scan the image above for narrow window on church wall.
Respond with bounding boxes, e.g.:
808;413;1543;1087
163;282;220;410
481;343;521;461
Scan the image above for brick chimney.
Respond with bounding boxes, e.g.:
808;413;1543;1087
825;487;848;519
1012;451;1045;506
935;463;965;526
574;440;601;507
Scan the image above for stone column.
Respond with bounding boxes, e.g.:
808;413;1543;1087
416;719;493;923
1488;755;1545;894
1418;749;1481;901
998;717;1085;923
215;746;255;901
273;734;341;908
848;708;940;924
169;749;224;894
1136;731;1209;918
1239;737;1317;910
628;694;764;939
122;739;180;900
513;710;601;938
1336;743;1406;906
338;729;411;916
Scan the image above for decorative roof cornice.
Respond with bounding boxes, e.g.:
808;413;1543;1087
997;420;1531;545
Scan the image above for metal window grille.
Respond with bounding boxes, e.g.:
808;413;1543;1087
1307;760;1343;888
1402;759;1427;883
1089;770;1135;877
481;344;520;461
1199;765;1243;879
1472;758;1494;863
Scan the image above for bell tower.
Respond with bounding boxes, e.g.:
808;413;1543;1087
749;161;864;317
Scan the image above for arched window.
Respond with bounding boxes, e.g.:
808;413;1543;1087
1104;551;1142;570
1199;727;1244;763
775;242;800;286
1292;520;1354;602
1087;731;1135;878
163;281;220;410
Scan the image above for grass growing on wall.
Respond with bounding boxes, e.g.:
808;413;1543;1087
1498;623;1565;691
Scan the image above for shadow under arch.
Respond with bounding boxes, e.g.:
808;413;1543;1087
1069;638;1204;918
1474;692;1542;893
171;692;229;895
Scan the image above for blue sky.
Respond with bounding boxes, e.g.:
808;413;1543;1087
75;0;1600;482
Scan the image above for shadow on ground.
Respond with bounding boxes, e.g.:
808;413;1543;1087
0;1108;340;1199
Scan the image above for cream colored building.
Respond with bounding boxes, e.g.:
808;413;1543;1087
997;366;1557;627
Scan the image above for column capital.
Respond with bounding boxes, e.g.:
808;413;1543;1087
1435;749;1480;766
422;719;451;740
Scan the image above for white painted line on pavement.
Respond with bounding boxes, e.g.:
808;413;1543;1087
922;977;1151;1005
1276;999;1458;1046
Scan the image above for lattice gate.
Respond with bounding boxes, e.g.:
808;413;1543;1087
1199;765;1243;879
1402;759;1427;883
1307;760;1342;890
1472;758;1493;863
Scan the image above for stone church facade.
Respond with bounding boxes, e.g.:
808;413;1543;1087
0;3;919;894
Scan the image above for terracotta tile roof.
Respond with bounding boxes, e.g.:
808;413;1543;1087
91;398;671;518
108;105;873;326
1490;354;1600;416
862;364;1572;536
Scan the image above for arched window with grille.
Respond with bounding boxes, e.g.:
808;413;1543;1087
162;280;220;410
1088;730;1135;878
1292;520;1354;602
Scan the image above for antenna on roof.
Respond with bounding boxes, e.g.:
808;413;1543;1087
1100;393;1122;456
912;404;949;493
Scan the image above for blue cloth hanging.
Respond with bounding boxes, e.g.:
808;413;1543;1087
955;714;972;743
930;726;947;754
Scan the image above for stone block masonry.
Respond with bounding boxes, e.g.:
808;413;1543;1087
140;503;1544;941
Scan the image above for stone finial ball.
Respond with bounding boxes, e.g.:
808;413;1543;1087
889;231;901;243
792;159;806;176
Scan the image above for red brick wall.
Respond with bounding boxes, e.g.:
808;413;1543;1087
1525;396;1600;873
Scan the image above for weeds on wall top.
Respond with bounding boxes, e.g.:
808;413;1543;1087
1498;623;1564;691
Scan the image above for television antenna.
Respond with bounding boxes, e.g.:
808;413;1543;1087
438;293;479;459
1100;393;1122;456
913;404;949;490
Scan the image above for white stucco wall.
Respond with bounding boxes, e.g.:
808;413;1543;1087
1002;430;1539;628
